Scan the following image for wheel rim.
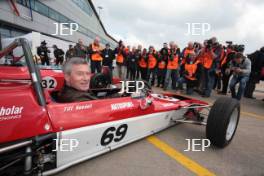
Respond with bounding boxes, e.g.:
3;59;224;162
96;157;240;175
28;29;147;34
226;107;238;141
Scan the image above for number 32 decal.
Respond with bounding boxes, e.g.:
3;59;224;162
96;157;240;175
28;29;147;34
101;124;128;146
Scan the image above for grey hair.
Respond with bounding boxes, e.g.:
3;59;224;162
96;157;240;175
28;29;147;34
63;57;88;75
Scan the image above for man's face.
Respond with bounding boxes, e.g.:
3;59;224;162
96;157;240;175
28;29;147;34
163;43;168;49
65;64;90;91
78;39;83;45
235;57;242;64
188;42;194;49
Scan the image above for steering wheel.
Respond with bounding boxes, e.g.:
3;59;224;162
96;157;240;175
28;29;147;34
90;73;108;89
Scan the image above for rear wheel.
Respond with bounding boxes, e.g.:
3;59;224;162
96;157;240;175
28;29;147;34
206;97;240;148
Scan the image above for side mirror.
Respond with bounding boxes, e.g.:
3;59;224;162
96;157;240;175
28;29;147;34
139;97;153;110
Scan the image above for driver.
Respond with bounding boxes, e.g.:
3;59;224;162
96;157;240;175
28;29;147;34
57;57;97;102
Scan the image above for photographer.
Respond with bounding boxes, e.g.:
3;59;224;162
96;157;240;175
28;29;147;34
114;40;127;80
163;42;180;90
219;44;236;95
53;45;65;66
89;37;103;73
229;53;251;100
37;41;50;65
147;46;158;85
200;37;221;97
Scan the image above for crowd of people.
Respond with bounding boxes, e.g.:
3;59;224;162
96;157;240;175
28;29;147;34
37;37;264;101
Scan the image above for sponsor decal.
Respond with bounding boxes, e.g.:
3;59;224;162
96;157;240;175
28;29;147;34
0;106;23;121
75;104;92;110
111;102;134;111
64;104;92;112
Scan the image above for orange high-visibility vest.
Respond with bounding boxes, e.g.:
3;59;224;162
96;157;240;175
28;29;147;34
116;54;124;63
139;57;147;68
167;55;179;70
91;44;102;61
158;60;166;69
148;54;157;69
182;48;195;65
221;49;232;67
184;61;199;80
203;52;213;69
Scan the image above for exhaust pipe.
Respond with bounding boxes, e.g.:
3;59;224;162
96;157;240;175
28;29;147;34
24;146;32;175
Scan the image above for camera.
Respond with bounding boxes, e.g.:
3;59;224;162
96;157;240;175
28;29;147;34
206;39;213;49
234;44;245;53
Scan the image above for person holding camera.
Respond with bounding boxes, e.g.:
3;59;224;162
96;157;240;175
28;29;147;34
53;45;65;66
229;53;251;100
219;44;236;95
177;53;199;95
37;41;50;65
200;37;222;97
114;40;127;80
163;42;180;90
146;46;158;85
89;37;103;73
157;43;169;87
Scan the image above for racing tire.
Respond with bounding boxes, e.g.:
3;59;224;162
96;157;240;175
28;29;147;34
206;97;240;148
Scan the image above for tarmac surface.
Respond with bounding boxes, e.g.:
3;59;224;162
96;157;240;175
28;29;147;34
55;82;264;176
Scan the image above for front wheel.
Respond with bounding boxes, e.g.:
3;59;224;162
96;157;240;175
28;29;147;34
206;97;240;148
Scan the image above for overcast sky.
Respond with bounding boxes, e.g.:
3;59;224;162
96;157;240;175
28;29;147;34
93;0;264;53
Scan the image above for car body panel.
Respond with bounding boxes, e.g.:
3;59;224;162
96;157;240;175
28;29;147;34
0;82;53;143
43;110;183;175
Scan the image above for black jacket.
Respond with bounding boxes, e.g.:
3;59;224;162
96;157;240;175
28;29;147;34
54;48;64;59
127;52;138;70
101;48;114;67
74;44;87;58
57;84;96;103
37;46;50;59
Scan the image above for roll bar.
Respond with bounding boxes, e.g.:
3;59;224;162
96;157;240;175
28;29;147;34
0;38;46;106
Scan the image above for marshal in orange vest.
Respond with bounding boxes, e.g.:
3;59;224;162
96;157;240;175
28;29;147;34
158;60;166;69
167;55;179;70
139;57;147;68
202;51;213;69
91;43;103;61
148;54;157;69
184;61;199;80
182;48;195;65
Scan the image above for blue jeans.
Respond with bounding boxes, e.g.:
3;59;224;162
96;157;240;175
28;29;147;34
229;75;249;100
178;77;195;95
203;68;215;97
164;69;179;90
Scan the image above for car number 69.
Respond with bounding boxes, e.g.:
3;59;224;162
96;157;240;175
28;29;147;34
100;124;128;146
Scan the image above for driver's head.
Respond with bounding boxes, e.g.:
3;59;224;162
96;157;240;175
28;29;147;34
63;58;89;91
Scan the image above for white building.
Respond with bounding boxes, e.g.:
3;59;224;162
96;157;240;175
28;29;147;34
0;0;117;48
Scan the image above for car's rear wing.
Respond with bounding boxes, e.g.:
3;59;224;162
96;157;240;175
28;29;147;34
0;38;46;106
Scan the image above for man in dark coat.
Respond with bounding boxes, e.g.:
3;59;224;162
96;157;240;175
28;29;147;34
101;43;115;80
244;47;264;98
57;57;96;103
73;39;87;59
53;45;65;66
37;40;50;65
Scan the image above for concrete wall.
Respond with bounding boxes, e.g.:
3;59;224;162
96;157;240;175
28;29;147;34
0;1;116;47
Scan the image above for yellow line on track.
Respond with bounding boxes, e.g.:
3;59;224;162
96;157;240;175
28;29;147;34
147;136;216;176
241;111;264;120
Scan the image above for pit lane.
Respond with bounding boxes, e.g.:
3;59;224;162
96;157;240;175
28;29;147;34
55;84;264;176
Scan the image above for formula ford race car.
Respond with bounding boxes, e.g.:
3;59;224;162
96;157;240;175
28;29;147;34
0;39;240;176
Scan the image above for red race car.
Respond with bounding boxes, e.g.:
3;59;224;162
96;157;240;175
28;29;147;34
0;39;240;176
